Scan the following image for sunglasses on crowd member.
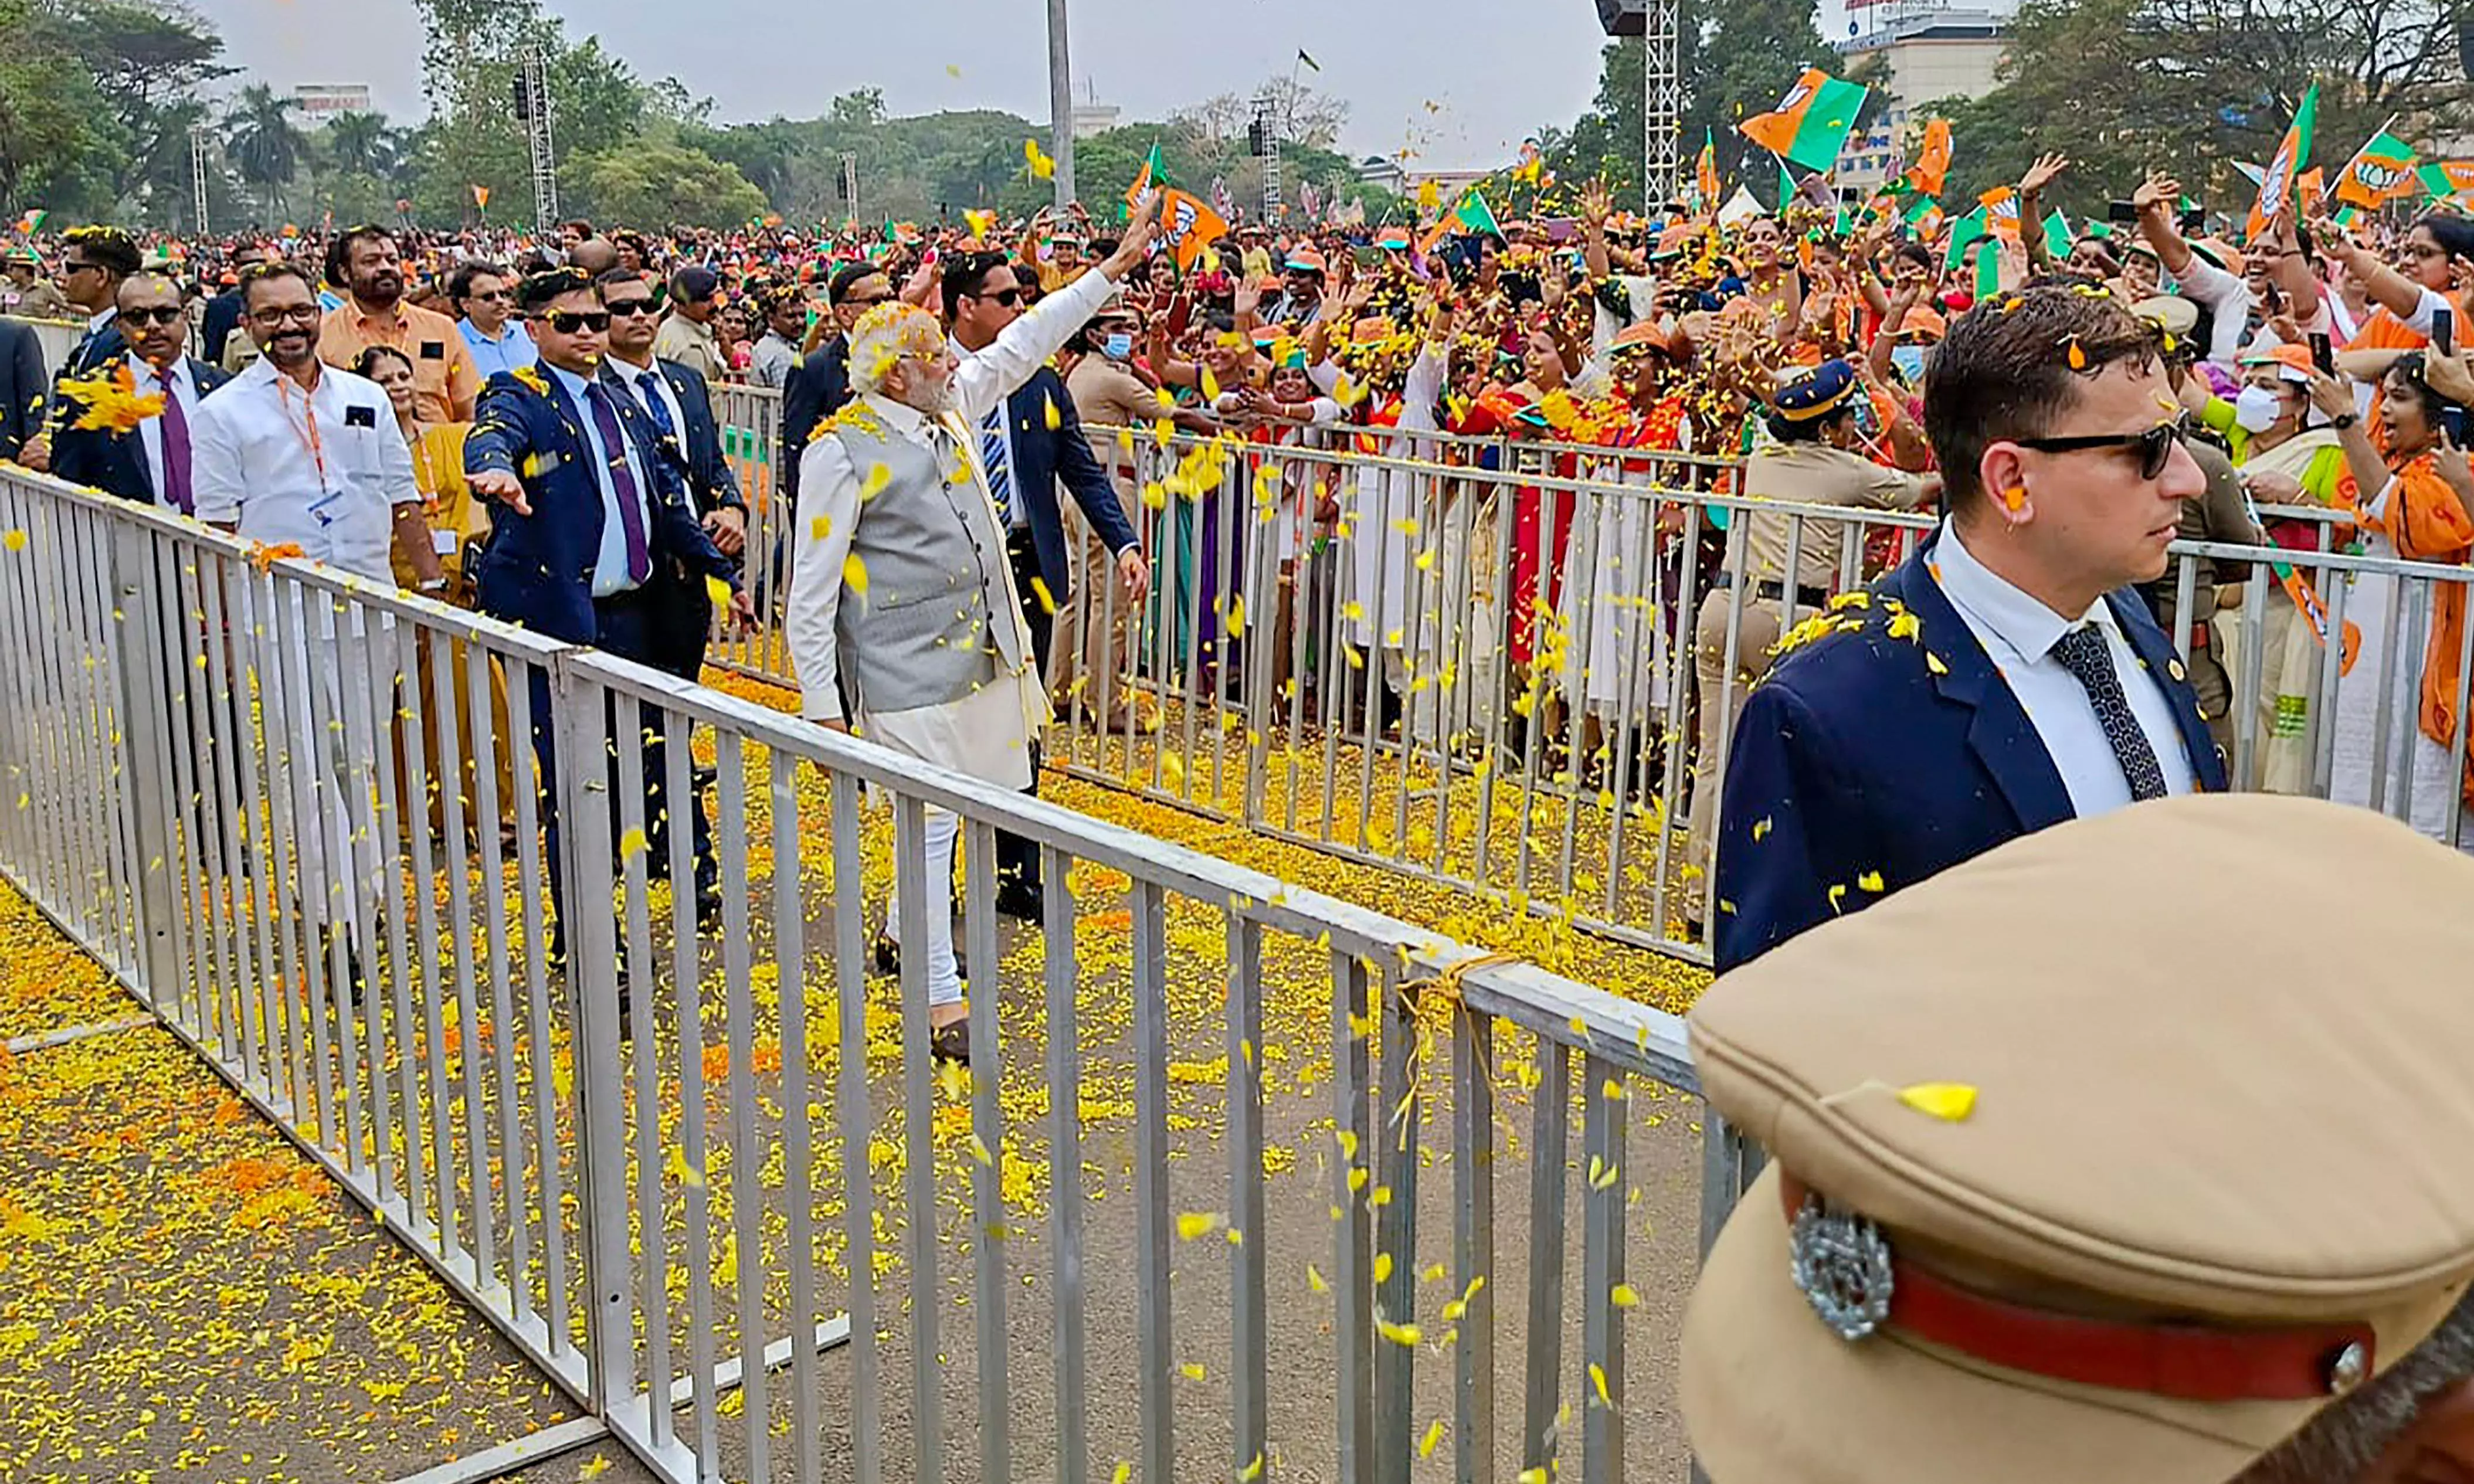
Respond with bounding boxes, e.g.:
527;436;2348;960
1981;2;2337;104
539;310;612;334
468;287;513;303
2015;415;2191;481
62;259;103;277
972;286;1023;308
602;296;659;318
120;306;185;327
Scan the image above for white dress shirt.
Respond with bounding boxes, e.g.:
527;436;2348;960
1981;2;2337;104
1933;521;2195;817
788;264;1119;775
130;358;202;508
189;357;418;584
544;362;654;598
611;355;709;514
952;334;1029;532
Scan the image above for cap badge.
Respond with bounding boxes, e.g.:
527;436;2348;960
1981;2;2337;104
1790;1193;1895;1342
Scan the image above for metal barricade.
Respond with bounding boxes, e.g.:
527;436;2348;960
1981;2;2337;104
0;464;1732;1484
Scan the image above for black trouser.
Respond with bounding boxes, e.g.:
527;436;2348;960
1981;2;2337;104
534;585;719;959
997;528;1049;900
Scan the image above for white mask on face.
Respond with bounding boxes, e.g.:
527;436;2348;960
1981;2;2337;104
2232;383;2287;434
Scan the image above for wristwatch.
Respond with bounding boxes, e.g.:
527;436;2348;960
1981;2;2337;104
2331;413;2359;430
418;576;449;593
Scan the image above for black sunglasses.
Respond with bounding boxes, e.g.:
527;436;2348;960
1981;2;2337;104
120;305;185;327
602;298;659;318
974;287;1023;307
2015;416;2191;481
63;260;101;275
541;310;611;334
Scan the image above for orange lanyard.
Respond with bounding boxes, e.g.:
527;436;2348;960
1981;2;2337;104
276;376;332;495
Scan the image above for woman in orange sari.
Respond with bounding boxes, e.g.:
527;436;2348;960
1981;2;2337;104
2329;353;2474;851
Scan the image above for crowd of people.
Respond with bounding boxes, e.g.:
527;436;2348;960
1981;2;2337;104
6;130;2474;1483
4;161;2473;982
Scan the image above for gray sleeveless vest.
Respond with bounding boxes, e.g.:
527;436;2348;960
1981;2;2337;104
828;409;1027;717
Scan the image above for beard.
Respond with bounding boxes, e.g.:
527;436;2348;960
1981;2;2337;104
898;376;956;417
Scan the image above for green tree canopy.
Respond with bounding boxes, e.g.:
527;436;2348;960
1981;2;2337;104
581;141;766;228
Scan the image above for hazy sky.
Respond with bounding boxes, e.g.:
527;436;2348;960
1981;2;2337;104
181;0;1848;171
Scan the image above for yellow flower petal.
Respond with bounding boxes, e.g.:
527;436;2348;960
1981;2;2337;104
1176;1211;1221;1241
1898;1082;1978;1122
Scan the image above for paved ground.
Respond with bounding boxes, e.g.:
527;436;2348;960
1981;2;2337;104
1;670;1715;1484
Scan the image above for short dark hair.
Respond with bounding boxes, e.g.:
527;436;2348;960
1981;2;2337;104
324;224;395;288
352;343;414;380
941;250;1014;320
516;266;599;314
1923;284;2161;515
62;226;141;279
447;260;511;305
237;259;317;307
827;260;886;307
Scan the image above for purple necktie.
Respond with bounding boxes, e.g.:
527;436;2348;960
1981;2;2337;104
157;370;193;515
585;383;651;585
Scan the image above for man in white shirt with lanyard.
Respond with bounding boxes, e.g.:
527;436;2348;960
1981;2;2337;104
191;259;443;998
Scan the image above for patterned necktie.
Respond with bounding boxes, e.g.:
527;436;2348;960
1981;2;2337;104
584;384;652;586
633;369;678;442
156;368;193;515
2050;624;2168;802
979;405;1014;525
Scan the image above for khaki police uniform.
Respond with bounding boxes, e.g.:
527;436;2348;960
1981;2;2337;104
1682;792;2474;1484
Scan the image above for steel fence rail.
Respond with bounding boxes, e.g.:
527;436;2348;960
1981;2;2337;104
713;379;2474;963
0;461;1722;1484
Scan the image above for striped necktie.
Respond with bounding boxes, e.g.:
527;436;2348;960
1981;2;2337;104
979;406;1014;525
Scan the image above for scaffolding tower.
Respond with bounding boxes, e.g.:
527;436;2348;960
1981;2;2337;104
188;124;212;237
1643;0;1682;210
520;48;559;233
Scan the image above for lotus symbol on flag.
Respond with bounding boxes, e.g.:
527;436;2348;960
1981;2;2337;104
2358;162;2404;192
1776;81;1813;113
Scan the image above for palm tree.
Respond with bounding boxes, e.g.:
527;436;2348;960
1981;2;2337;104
324;110;394;179
225;83;306;218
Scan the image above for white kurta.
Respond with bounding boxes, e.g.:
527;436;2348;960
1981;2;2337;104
786;265;1121;787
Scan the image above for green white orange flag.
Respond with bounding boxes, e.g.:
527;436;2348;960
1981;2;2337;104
2333;130;2419;207
2041;209;2072;260
1943;205;1987;270
1902;118;1952;199
1128;142;1168;209
1739;68;1871;174
2419;160;2474;204
1903;195;1944;242
1158;186;1230;274
1694;129;1720;212
2245;83;2317;242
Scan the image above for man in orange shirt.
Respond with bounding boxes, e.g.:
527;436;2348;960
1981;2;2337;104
318;225;478;425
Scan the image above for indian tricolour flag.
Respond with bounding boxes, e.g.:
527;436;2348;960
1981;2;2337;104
2245;83;2317;241
1738;68;1871;174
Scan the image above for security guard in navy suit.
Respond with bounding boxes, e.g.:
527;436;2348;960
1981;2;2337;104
465;269;752;963
17;225;141;474
1713;286;2227;971
593;266;749;680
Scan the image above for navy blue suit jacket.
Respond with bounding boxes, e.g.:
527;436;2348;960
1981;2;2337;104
603;356;745;518
779;336;850;498
1712;535;2228;972
201;288;245;369
464;365;735;647
49;355;230;504
0;320;44;461
1003;366;1139;600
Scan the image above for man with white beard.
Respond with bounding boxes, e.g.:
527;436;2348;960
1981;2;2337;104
785;192;1160;1065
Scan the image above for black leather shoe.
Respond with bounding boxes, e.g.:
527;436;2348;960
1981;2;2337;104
930;1021;972;1066
994;881;1044;924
